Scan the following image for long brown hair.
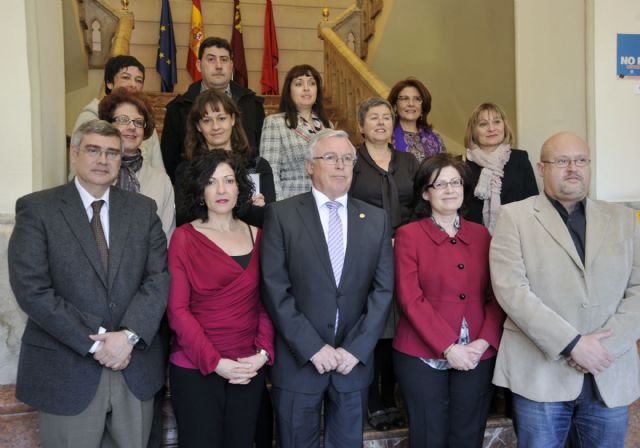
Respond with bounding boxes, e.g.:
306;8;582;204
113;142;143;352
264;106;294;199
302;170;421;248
279;64;331;130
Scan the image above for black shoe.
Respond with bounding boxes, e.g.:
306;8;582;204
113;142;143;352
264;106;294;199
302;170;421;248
386;407;406;428
368;409;390;431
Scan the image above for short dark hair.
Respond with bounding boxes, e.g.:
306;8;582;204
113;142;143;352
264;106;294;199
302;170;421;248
357;97;394;128
184;89;252;162
178;149;254;223
279;64;331;130
412;153;473;219
98;88;155;140
104;55;145;94
388;77;433;130
198;37;233;60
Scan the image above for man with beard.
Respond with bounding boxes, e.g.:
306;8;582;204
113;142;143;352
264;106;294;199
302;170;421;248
489;132;640;447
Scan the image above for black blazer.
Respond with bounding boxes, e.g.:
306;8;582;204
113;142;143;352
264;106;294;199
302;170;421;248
8;183;169;415
260;192;394;393
465;148;539;225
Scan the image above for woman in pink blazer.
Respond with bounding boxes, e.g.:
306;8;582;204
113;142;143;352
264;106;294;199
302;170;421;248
393;153;504;448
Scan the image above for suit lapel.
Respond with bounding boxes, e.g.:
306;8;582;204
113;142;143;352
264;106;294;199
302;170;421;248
533;195;584;270
59;182;108;287
296;193;336;286
107;187;132;291
340;198;363;288
584;198;611;271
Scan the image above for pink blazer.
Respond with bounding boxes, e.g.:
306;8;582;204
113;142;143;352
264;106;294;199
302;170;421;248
392;217;503;360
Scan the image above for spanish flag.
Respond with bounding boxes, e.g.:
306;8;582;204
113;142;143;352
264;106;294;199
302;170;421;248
187;0;204;81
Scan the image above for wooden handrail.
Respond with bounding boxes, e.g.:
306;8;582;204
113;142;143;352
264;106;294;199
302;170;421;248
110;12;134;56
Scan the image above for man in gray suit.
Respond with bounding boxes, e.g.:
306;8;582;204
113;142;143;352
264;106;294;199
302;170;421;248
490;132;640;447
8;120;169;447
260;129;394;448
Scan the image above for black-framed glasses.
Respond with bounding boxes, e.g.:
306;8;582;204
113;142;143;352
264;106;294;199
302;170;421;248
113;115;146;129
428;178;464;190
80;146;121;161
312;153;357;166
541;157;590;168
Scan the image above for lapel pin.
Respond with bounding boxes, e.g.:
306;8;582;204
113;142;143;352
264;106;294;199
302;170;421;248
359;213;366;219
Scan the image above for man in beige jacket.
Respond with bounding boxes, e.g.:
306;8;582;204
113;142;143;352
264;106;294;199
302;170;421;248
490;132;640;447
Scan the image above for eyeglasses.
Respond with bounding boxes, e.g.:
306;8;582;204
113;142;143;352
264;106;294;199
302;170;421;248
541;157;590;168
80;146;122;161
428;178;464;190
312;153;357;166
113;115;146;129
397;96;423;104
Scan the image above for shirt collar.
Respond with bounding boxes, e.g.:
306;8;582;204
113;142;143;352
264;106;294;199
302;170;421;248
545;193;586;219
74;177;110;211
311;187;348;209
201;81;233;98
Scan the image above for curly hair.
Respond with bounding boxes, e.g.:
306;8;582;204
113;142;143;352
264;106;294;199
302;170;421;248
279;64;331;130
183;89;252;164
178;149;254;223
387;77;434;131
412;153;473;219
98;88;155;140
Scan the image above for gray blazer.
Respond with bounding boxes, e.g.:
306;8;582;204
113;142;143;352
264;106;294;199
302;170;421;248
490;195;640;407
260;192;394;393
8;182;169;415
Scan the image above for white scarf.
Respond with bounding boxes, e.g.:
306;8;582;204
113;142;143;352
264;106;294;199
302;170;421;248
466;143;511;234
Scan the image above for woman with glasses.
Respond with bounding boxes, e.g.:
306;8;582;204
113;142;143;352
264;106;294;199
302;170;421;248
260;64;333;200
98;88;175;240
177;89;275;227
168;149;274;448
464;102;538;234
388;78;446;163
349;97;418;431
393;153;504;448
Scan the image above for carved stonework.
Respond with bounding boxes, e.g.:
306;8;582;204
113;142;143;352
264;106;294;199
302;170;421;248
83;0;133;68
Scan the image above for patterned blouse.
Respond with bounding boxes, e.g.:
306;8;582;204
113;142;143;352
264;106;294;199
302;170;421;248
392;124;446;163
260;112;330;200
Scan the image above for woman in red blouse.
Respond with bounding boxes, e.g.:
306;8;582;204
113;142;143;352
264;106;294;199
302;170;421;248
167;149;274;448
393;153;504;448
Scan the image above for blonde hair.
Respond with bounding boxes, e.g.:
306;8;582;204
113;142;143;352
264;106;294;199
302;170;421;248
464;102;514;148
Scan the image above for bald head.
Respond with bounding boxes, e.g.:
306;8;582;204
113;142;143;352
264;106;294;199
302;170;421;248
537;132;591;212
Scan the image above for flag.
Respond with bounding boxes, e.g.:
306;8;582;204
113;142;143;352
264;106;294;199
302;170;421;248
260;0;279;94
156;0;177;92
187;0;204;81
231;0;248;87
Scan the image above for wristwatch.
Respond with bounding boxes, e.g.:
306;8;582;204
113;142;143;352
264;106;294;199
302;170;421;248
257;348;270;361
123;329;140;346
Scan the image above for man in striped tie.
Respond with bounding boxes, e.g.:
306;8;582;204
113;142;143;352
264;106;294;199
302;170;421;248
261;129;394;448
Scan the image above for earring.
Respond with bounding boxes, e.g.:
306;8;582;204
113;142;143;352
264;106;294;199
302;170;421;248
199;199;205;206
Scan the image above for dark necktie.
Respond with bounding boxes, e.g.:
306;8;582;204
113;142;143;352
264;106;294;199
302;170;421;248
91;200;108;272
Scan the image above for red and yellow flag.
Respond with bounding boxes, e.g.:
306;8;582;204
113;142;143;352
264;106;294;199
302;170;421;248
187;0;204;81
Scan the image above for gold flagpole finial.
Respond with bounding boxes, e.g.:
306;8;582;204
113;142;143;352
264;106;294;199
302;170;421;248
322;7;330;22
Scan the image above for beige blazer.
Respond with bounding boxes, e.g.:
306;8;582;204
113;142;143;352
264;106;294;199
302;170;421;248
490;194;640;407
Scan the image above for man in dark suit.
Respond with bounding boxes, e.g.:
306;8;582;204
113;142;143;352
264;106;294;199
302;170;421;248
8;120;169;447
161;36;265;182
261;129;394;447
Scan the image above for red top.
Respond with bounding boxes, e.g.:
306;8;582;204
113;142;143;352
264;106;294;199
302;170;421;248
167;224;274;375
392;217;504;360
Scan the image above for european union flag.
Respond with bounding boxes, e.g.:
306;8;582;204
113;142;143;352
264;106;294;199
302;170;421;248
156;0;177;92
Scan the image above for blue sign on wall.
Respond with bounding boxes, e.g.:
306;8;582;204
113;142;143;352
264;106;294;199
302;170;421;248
618;34;640;78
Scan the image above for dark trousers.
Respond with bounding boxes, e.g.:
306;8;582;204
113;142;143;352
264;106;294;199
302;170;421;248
272;384;367;448
394;350;495;448
170;364;265;448
368;338;397;412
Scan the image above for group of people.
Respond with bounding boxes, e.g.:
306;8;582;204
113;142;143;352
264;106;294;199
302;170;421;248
7;34;640;448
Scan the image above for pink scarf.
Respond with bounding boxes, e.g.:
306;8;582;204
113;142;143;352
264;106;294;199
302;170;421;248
466;143;511;234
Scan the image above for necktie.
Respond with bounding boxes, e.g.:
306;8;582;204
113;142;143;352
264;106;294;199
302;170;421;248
326;201;344;286
91;200;108;272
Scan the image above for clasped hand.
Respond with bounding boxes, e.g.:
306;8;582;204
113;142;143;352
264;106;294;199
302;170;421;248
90;331;133;371
216;352;268;385
445;339;489;371
310;344;359;375
568;329;614;375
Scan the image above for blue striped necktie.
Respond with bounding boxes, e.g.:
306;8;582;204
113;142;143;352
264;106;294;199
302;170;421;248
326;201;344;286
